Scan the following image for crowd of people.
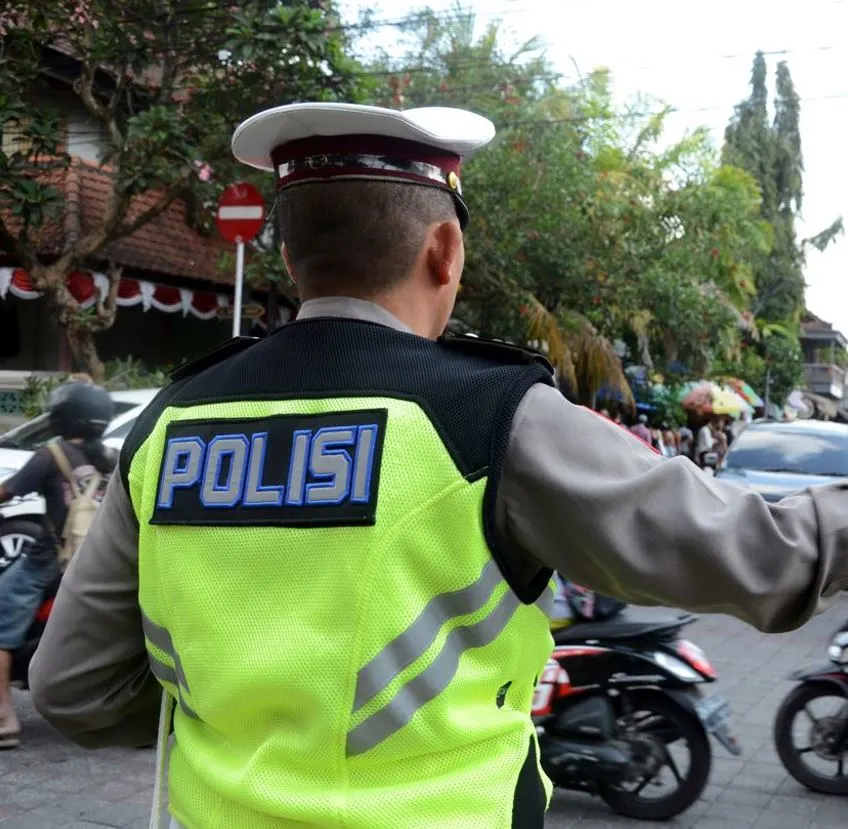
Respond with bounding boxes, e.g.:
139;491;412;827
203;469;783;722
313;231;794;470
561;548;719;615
599;407;753;468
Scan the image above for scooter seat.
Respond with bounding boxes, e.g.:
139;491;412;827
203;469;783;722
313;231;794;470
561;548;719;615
553;610;696;644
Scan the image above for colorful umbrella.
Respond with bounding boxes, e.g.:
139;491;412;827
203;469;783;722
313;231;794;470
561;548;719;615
681;382;752;416
723;377;764;408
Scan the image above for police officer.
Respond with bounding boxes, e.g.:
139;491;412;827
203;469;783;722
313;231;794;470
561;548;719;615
29;103;848;829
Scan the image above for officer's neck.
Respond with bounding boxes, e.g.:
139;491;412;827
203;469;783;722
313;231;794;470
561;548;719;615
298;294;445;340
371;293;446;340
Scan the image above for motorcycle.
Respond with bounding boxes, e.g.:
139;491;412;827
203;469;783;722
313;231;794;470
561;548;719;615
773;620;848;795
0;513;58;688
533;610;741;820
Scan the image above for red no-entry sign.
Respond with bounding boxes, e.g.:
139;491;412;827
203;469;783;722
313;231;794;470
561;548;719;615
216;182;265;244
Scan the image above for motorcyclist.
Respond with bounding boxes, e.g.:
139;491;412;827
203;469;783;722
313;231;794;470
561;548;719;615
0;379;115;748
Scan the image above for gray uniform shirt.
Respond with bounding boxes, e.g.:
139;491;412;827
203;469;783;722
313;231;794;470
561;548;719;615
29;297;848;748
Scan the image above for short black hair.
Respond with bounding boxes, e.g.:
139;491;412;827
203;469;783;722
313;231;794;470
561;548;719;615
277;180;456;299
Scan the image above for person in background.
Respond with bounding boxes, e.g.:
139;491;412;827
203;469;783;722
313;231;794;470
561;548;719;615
677;424;694;460
695;418;715;468
0;380;115;748
651;425;665;455
661;423;677;458
712;416;729;465
630;413;652;444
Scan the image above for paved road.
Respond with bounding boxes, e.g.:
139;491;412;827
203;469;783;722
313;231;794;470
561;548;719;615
2;597;846;828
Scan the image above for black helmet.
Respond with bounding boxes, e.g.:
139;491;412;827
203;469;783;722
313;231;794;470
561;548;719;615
47;381;115;440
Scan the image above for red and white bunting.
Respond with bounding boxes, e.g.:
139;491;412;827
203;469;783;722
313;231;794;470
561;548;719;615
0;267;229;321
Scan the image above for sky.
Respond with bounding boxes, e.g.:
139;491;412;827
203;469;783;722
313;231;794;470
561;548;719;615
339;0;848;333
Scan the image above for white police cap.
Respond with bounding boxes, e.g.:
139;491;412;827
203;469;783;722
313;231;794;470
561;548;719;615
231;102;496;228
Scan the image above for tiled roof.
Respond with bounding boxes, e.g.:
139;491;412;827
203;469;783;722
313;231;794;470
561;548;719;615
801;311;835;333
75;162;234;283
2;159;237;286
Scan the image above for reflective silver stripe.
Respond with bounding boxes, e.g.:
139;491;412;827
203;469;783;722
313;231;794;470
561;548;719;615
148;652;179;688
142;614;192;693
148;655;199;720
353;559;503;712
346;588;521;757
142;614;199;720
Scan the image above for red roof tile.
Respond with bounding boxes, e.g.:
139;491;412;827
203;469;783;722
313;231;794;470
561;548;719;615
2;159;239;286
76;162;235;283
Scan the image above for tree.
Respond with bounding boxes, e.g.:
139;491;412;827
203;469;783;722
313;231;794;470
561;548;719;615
367;10;771;405
723;52;843;403
0;0;363;380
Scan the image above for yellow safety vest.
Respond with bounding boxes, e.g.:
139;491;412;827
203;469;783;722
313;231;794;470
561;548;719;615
122;320;557;829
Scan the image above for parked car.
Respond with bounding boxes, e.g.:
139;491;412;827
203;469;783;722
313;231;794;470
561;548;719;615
713;419;848;502
0;388;158;572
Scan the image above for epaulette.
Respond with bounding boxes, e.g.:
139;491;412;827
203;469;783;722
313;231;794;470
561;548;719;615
438;332;554;374
168;336;261;383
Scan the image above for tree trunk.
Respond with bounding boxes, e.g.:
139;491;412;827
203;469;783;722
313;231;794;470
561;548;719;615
31;262;120;384
66;324;106;384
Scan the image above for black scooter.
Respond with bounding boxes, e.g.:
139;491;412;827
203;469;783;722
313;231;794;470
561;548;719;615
533;611;741;820
774;620;848;795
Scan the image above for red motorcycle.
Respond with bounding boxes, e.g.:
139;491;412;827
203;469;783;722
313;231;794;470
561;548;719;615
533;611;740;820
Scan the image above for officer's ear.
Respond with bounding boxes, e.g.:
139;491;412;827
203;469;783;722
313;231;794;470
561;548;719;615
281;244;297;285
426;220;464;288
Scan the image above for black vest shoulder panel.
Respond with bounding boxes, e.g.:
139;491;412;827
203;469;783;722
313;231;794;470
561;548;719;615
121;318;555;602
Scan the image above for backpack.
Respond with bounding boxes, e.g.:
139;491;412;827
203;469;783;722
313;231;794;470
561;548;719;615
46;442;103;567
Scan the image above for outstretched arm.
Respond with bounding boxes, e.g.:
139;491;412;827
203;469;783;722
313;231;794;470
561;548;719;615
499;384;848;632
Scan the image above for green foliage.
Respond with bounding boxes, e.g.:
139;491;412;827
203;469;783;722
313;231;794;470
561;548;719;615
366;12;772;402
0;0;367;374
20;375;65;418
761;333;805;405
654;396;688;429
102;357;169;391
18;357;167;418
714;324;803;408
723;52;842;406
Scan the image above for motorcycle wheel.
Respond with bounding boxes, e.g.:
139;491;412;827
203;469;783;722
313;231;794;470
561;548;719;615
600;691;712;821
774;682;848;795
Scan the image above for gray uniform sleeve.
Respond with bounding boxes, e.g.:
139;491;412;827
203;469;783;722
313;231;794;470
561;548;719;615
498;383;848;633
28;473;160;748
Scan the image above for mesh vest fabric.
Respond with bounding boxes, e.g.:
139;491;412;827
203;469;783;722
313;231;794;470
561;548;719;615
124;319;557;829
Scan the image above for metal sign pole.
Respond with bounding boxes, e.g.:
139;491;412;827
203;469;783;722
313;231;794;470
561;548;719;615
233;238;245;338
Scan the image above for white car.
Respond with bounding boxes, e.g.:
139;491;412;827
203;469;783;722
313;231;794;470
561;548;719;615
0;388;158;572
